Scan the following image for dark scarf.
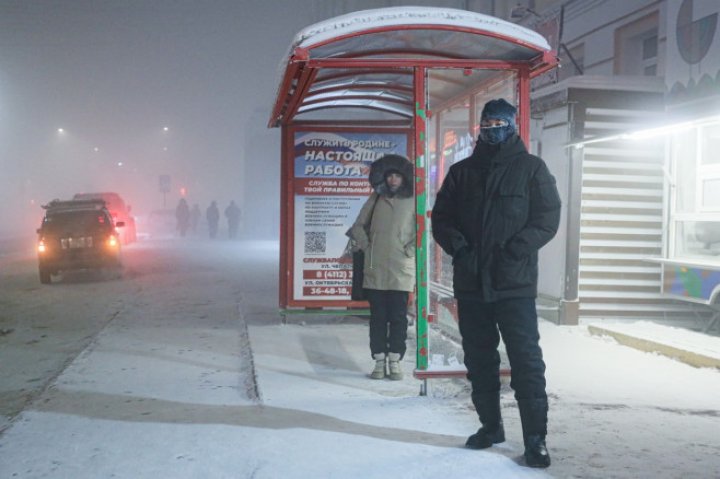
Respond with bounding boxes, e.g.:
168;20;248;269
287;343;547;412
469;134;525;169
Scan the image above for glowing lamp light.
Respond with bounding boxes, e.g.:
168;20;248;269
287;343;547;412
180;187;187;196
37;240;47;253
567;115;720;150
621;119;705;141
107;236;118;248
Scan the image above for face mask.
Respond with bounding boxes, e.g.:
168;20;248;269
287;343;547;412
479;126;512;145
479;118;513;145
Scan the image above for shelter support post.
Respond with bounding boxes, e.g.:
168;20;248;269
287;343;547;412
518;66;530;142
414;66;429;372
279;125;290;309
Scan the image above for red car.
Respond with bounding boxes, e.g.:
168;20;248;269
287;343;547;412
73;192;137;244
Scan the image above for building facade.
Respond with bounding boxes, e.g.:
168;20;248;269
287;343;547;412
512;0;720;328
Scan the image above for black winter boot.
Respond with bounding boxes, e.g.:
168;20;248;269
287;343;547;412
524;435;551;468
466;425;505;449
466;392;505;449
518;398;551;468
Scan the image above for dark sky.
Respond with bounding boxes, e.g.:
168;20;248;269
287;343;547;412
0;0;315;236
0;0;478;237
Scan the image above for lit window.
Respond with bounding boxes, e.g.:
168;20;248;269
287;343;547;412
669;120;720;260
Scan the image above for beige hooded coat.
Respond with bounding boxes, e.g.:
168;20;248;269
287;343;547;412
349;157;416;292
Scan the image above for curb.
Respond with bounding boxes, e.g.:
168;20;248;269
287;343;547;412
588;325;720;370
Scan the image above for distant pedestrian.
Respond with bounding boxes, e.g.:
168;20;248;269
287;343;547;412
431;99;561;468
175;198;190;237
225;201;241;239
190;203;201;234
206;201;220;239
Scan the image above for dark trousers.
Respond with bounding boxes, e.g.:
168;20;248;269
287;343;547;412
366;289;409;359
457;297;546;401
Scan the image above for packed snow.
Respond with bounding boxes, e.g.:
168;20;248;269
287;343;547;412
0;238;718;478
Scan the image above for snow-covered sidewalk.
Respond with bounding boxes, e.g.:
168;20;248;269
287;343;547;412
0;239;718;478
246;317;550;478
2;311;719;478
247;314;720;479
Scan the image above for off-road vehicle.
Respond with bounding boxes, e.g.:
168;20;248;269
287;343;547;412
36;199;124;284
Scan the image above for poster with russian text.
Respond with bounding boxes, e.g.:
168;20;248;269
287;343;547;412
293;131;408;302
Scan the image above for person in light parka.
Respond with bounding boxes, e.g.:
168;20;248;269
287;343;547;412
431;99;561;469
348;154;415;381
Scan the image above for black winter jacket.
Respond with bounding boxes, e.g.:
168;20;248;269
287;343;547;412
431;135;561;301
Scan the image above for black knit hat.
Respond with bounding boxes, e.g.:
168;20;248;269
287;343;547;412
479;98;517;144
481;98;517;125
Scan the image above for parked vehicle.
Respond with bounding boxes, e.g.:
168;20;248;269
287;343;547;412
72;192;137;244
36;199;123;284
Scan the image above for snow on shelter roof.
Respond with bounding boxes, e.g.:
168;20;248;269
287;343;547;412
269;7;555;127
293;6;550;52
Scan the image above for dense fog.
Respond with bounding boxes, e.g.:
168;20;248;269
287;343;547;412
1;1;288;239
0;0;490;240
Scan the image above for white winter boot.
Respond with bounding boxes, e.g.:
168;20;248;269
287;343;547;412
370;353;386;379
387;352;403;380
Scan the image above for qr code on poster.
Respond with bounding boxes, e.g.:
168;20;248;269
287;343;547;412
304;231;326;254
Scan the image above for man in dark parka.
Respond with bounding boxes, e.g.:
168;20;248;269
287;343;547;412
431;99;561;468
225;200;242;239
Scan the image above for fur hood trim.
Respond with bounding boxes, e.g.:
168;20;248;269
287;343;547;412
369;154;414;198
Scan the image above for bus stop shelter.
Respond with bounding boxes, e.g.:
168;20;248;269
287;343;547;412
269;6;557;382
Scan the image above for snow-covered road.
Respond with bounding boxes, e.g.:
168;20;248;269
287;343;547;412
0;237;718;478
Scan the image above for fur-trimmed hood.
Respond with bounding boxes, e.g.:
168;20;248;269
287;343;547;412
368;154;414;198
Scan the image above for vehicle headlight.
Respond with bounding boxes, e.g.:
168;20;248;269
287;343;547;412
106;235;119;248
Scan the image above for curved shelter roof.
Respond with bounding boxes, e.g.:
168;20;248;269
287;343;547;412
269;7;556;127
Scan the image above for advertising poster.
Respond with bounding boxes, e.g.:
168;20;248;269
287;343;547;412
293;131;408;302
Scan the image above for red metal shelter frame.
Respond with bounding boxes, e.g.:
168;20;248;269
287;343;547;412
270;7;557;378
